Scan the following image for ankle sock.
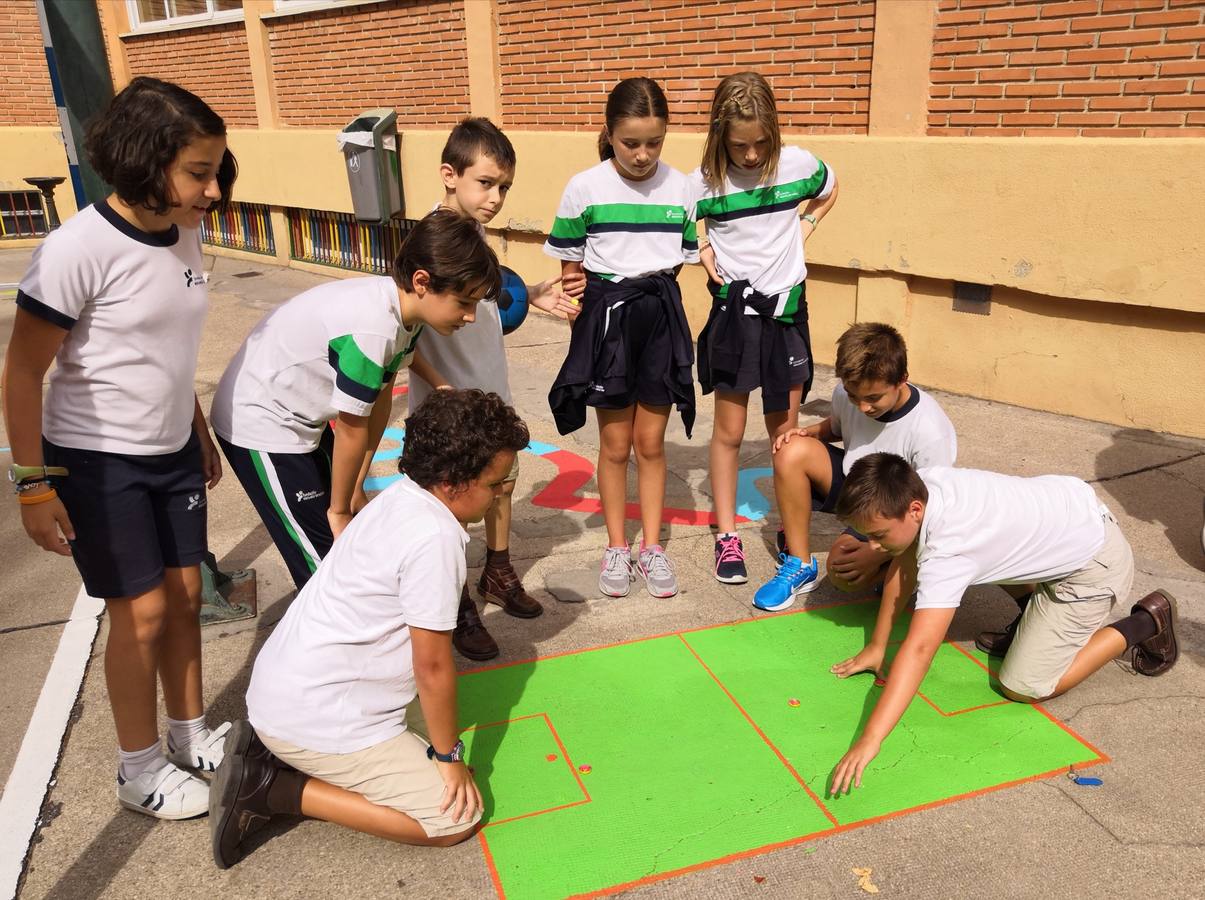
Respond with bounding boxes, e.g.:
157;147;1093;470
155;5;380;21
119;740;167;780
716;531;738;541
485;547;511;567
167;715;209;750
266;768;308;816
1107;608;1159;648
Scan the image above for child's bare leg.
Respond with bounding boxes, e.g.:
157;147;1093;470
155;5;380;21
158;565;205;721
1002;627;1127;703
771;435;834;561
709;391;749;534
596;407;636;547
300;778;477;847
632;402;671;547
827;535;891;592
104;585;170;751
484;482;516;552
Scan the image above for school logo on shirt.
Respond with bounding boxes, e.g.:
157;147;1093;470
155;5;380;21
788;355;805;368
183;268;207;288
295;489;324;503
664;209;685;222
186;493;206;510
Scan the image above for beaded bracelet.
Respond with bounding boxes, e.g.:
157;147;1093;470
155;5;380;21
18;488;59;507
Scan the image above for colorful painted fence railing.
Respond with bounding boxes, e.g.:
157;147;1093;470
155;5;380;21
200;201;275;255
0;191;48;238
286;207;418;275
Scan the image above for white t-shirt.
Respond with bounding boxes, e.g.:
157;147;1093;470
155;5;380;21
410;206;510;409
914;467;1108;611
211;275;421;453
246;476;467;754
16;202;208;454
831;384;957;474
691;145;835;296
544;159;699;279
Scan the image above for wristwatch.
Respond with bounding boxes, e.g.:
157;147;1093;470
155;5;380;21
426;739;465;763
8;464;68;493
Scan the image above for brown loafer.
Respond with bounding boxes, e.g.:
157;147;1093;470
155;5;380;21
975;613;1021;656
453;587;499;661
209;722;280;869
1131;589;1179;677
478;559;543;619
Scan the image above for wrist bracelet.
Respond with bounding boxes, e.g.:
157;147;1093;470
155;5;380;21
802;213;817;226
18;487;59;506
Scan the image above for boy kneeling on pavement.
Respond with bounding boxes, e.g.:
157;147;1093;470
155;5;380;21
828;452;1179;796
209;389;529;867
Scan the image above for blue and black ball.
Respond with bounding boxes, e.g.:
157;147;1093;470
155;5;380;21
497;266;528;335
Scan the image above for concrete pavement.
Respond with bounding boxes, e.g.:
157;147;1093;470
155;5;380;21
2;246;1202;899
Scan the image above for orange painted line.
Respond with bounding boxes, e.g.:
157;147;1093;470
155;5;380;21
486;797;592;828
544;712;593;803
915;690;945;716
676;633;839;827
478;831;506;900
947;639;1000;677
461;595;872;676
463;712;547;733
944;699;1012;716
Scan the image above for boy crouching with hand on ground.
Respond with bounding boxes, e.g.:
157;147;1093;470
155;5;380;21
209;389;530;868
828;452;1179;797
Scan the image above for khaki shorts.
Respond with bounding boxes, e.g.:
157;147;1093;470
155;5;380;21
998;511;1134;700
256;704;481;838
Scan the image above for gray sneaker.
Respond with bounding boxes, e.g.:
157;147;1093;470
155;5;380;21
598;545;635;597
638;544;678;598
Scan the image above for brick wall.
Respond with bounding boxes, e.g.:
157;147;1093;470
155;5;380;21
1;1;58;127
268;0;470;128
497;0;875;133
125;22;257;127
930;0;1205;136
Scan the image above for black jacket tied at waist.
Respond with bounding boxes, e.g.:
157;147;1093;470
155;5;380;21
548;272;696;437
697;278;813;413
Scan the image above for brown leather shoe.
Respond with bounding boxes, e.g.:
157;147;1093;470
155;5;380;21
975;613;1021;656
1131;589;1179;677
453;587;499;661
478;558;543;619
209;721;282;869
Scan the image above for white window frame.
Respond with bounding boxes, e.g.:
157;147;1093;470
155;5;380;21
126;0;244;32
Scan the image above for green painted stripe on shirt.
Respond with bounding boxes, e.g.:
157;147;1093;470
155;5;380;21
695;162;829;220
550;215;587;240
328;334;386;390
582;202;689;228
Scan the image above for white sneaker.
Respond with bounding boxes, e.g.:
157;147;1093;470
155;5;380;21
117;762;209;820
167;721;232;773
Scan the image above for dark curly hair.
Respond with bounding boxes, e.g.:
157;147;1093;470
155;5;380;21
392;208;502;302
85;76;237;216
399;389;529;489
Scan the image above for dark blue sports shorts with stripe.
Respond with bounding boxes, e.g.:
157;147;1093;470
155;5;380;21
216;429;335;592
43;433;208;599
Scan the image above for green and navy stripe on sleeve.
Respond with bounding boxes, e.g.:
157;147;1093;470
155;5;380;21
328;335;388;403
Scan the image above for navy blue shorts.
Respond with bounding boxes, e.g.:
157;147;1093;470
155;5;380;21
812;443;846;514
587;290;675;410
43;434;208;599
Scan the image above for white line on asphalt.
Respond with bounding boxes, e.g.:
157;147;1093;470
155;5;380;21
0;586;103;900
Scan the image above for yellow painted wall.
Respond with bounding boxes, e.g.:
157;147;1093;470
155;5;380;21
0;127;80;219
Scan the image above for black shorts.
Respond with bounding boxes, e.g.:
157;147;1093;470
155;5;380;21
709;315;809;398
43;434;208;599
588;289;674;410
217;430;335;591
811;443;846;514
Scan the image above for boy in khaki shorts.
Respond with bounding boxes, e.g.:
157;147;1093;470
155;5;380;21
827;453;1179;796
208;390;530;867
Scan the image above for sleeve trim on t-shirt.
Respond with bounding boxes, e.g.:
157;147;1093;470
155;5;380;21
16;290;76;330
328;335;385;404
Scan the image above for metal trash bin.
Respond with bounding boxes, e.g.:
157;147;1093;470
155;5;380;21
338;108;403;224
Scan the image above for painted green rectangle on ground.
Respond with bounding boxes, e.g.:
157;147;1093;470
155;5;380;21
457;601;1102;900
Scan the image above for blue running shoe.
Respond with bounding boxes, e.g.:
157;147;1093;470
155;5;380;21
753;554;820;611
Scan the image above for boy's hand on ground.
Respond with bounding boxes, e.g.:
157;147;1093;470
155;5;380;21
772;427;811;453
21;497;75;556
831;644;885;679
829;735;881;796
437;760;483;823
327;509;353;540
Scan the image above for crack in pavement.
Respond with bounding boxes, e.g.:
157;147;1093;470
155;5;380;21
1061;694;1205;726
1088;451;1205;485
1039;780;1205;851
0;619;71;636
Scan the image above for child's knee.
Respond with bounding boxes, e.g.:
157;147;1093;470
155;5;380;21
632;433;665;462
426;821;480;847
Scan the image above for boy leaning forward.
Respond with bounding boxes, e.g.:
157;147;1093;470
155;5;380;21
828;453;1179;796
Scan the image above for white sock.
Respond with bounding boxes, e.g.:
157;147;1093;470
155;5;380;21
167;715;209;750
119;740;167;780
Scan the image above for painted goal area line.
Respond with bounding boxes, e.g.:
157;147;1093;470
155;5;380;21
457;599;1105;900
